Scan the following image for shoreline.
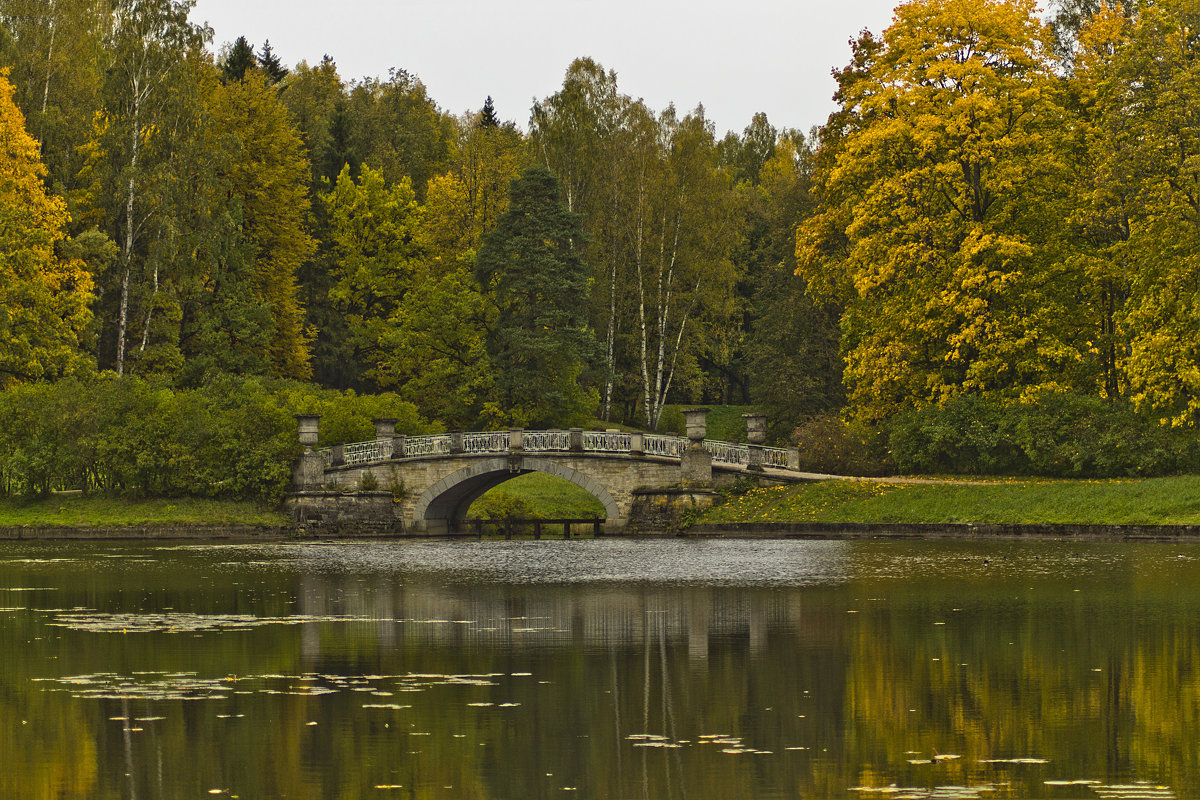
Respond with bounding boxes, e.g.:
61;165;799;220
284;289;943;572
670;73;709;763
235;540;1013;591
686;521;1200;541
3;521;1200;541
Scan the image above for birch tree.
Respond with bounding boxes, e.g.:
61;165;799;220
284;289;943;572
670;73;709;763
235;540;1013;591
0;0;109;188
630;108;742;430
89;0;207;374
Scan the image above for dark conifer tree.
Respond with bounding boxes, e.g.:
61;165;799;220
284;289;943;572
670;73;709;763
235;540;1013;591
220;36;256;83
479;95;500;129
258;40;289;84
475;165;599;426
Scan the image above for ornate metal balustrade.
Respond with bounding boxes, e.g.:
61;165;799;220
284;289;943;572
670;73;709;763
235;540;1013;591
523;430;572;452
320;428;798;471
763;446;790;468
405;434;453;457
582;431;631;452
644;434;687;459
463;431;510;453
704;439;748;466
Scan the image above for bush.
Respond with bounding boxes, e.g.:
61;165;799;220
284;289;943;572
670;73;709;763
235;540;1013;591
0;375;441;503
792;415;892;476
887;393;1195;478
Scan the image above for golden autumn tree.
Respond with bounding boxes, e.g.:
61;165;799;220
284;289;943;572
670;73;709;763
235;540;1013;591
1073;0;1200;424
0;69;94;388
797;0;1084;419
210;69;316;379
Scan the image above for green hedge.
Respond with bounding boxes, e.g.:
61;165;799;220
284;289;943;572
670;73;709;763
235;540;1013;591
887;393;1198;477
0;376;438;503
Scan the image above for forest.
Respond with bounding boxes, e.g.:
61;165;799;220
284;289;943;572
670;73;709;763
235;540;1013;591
0;0;1197;500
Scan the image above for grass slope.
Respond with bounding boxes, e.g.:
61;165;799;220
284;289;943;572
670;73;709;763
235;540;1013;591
0;495;288;528
468;472;605;518
700;476;1200;527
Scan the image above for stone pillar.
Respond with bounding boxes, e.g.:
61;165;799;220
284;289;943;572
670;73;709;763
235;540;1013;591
788;447;801;471
373;418;397;441
293;414;324;491
450;431;464;454
680;408;711;485
392;434;406;459
330;443;345;467
569;427;584;453
743;412;767;472
509;428;524;451
630;431;644;456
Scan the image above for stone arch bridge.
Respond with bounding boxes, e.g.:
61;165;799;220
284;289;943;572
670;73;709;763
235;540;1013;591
287;413;808;535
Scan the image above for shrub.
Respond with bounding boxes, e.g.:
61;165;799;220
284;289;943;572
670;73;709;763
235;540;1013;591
887;392;1194;478
792;415;892;476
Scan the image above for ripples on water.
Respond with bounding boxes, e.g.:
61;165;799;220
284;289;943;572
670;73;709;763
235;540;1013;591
0;538;1197;799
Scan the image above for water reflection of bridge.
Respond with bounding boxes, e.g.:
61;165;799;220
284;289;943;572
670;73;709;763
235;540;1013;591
294;573;846;664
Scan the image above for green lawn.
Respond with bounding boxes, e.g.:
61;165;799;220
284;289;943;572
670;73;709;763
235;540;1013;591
0;494;288;528
699;475;1200;526
468;472;605;519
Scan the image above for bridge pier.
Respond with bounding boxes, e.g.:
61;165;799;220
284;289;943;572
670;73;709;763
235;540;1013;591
680;408;712;486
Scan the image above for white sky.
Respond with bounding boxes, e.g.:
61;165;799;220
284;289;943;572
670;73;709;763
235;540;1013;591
189;0;901;138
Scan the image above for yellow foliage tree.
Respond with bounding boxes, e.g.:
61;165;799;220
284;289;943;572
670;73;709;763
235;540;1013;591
0;69;93;387
210;70;316;380
797;0;1082;419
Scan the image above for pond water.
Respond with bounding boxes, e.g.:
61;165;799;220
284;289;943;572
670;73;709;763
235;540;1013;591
1;538;1197;799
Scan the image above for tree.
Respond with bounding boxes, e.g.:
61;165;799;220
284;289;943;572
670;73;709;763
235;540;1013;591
279;55;349;190
1075;0;1200;423
346;68;456;200
85;0;208;375
797;0;1078;420
629;108;744;430
0;0;109;190
219;35;255;83
206;68;315;379
257;39;287;84
475;165;599;427
0;70;94;387
316;164;423;388
479;95;499;128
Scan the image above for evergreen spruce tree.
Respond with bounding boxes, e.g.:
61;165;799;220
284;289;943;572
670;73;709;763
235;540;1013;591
220;36;256;83
479;95;500;128
258;39;289;84
475;165;599;427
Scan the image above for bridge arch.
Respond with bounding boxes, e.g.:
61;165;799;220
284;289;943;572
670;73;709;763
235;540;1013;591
412;456;621;530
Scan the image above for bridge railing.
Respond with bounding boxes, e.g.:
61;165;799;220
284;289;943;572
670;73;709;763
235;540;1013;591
405;434;453;457
523;430;571;452
464;431;510;453
319;429;798;471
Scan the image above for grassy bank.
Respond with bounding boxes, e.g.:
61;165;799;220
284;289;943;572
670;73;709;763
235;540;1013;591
0;494;289;528
699;475;1200;527
469;472;605;519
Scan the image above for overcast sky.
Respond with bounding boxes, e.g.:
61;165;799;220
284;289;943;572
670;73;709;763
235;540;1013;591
189;0;900;137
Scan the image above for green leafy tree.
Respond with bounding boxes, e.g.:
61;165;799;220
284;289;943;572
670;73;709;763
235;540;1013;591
475;165;599;427
209;69;315;379
346;68;456;200
81;0;208;375
316;164;422;388
0;0;109;192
